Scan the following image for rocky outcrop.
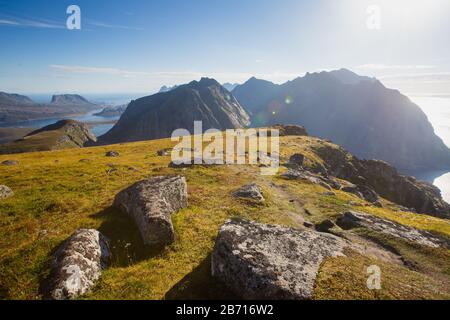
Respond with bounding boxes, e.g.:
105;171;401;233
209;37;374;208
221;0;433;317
282;168;341;190
312;143;450;218
98;78;251;144
44;229;110;300
211;219;347;299
113;176;188;246
232;183;265;202
0;120;97;155
336;211;450;249
341;184;379;204
0;185;13;200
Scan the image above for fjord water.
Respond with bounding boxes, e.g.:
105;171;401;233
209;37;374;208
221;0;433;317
411;96;450;203
0;109;120;137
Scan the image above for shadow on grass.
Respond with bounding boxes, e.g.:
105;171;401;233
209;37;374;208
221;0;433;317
164;254;237;300
91;207;166;267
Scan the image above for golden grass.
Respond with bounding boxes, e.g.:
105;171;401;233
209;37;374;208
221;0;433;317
0;135;449;300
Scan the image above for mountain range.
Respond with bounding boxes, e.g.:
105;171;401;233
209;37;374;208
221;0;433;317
232;69;450;173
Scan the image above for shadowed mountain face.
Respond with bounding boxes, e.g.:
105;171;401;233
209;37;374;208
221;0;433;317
98;78;250;144
232;69;450;173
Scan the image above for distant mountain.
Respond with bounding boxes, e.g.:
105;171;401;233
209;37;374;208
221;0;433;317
0;92;34;106
0;92;98;124
0;119;96;154
222;83;240;92
98;78;250;144
50;94;94;106
232;77;280;114
232;69;450;173
93;104;128;117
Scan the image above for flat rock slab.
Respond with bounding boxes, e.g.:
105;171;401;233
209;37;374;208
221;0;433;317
232;183;265;202
212;219;347;300
336;211;450;249
114;175;188;246
45;229;111;300
0;185;13;200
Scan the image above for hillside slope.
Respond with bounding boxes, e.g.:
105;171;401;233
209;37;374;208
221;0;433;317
0;131;449;300
0;120;96;154
232;69;450;173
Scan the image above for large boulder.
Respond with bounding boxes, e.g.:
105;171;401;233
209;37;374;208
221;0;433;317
211;219;347;299
336;211;450;249
45;229;111;300
113;175;188;246
0;185;13;200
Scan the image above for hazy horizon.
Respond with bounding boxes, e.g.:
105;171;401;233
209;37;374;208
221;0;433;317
1;0;450;95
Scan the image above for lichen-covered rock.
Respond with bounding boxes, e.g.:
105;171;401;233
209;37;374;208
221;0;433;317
113;175;188;246
45;229;110;300
0;185;13;200
232;183;265;202
211;219;347;300
336;211;450;249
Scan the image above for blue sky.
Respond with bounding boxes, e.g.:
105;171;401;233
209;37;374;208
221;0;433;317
1;0;450;95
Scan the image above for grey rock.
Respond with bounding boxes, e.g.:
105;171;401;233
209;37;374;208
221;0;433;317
45;229;110;300
1;160;18;166
0;185;13;200
232;183;265;202
105;151;119;157
113;176;188;246
315;219;336;233
211;219;347;300
336;211;450;249
157;149;170;156
282;169;332;190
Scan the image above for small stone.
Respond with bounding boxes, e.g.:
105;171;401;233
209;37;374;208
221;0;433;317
0;185;14;200
105;151;119;157
232;183;265;202
1;160;19;166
